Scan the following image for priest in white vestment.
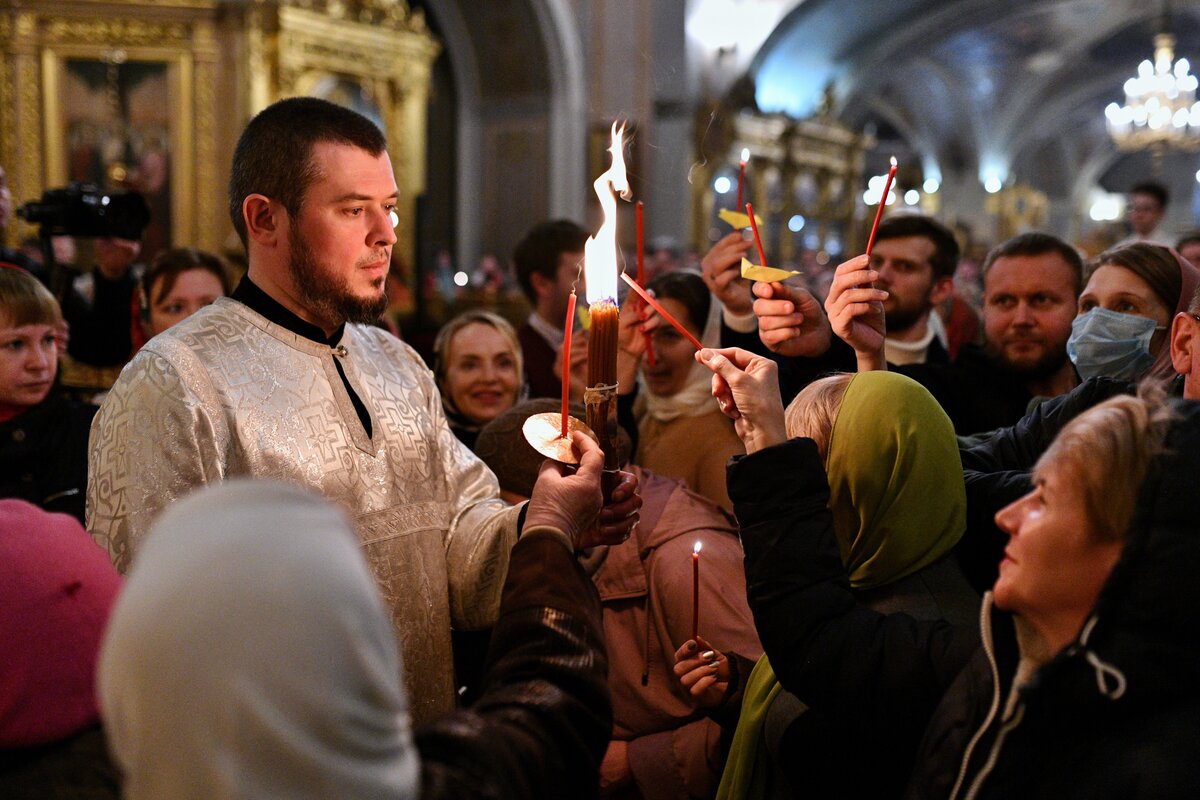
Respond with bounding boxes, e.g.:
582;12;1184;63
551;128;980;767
87;97;640;726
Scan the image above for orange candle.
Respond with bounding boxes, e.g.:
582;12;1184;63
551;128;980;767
620;272;703;351
865;157;898;257
561;290;576;438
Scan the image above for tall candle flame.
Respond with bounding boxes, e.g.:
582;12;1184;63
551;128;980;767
694;541;702;555
890;155;898;168
740;148;750;163
584;122;631;305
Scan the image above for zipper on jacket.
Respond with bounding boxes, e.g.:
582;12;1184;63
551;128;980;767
948;595;1003;800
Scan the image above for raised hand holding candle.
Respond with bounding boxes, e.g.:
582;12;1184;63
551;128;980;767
621;272;703;351
865;157;898;257
561;289;576;437
692;541;702;640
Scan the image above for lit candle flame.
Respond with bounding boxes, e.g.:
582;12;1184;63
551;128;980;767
694;541;702;555
889;155;898;168
584;122;631;305
741;148;750;163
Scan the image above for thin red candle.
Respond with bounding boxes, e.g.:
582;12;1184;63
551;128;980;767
865;157;898;257
635;201;656;367
692;541;702;640
736;158;746;211
746;202;767;266
620;272;703;351
561;289;576;438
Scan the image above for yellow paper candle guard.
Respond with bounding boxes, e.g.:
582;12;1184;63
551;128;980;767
718;208;764;230
740;257;802;283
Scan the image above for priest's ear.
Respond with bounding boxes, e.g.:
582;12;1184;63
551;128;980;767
242;194;282;248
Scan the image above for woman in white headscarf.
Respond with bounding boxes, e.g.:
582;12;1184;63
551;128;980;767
621;271;743;511
98;464;613;799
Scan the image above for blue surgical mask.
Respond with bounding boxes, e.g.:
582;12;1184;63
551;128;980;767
1067;308;1162;381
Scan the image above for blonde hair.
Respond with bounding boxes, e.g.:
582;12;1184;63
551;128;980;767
432;310;523;390
1035;385;1175;542
0;267;61;328
784;373;853;459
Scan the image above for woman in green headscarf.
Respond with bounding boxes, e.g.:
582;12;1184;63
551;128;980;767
676;370;979;799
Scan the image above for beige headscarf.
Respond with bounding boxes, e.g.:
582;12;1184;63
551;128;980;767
97;480;419;800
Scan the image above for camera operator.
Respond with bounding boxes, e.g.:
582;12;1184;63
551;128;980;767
60;235;144;368
16;184;150;390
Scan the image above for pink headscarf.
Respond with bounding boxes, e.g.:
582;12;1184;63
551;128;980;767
1149;248;1200;380
0;500;123;746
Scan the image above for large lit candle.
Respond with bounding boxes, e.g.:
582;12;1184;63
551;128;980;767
584;123;630;472
865;157;898;257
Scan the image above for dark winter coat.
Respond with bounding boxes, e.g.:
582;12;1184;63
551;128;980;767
0;391;97;523
731;405;1200;799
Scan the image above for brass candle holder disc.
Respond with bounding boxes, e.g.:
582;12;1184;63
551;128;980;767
522;412;599;464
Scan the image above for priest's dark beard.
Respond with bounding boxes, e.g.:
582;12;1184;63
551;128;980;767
290;228;388;326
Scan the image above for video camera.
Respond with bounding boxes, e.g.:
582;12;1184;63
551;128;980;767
17;183;150;241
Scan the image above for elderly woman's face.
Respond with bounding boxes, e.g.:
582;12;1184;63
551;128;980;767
445;322;519;425
992;459;1122;639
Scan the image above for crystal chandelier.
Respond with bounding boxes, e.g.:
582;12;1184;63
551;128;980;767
1106;32;1200;151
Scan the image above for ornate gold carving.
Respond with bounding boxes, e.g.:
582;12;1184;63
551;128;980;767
15;13;37;39
271;0;426;33
15;54;42;242
43;0;215;7
43;19;191;46
193;22;219;252
0;52;11;248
